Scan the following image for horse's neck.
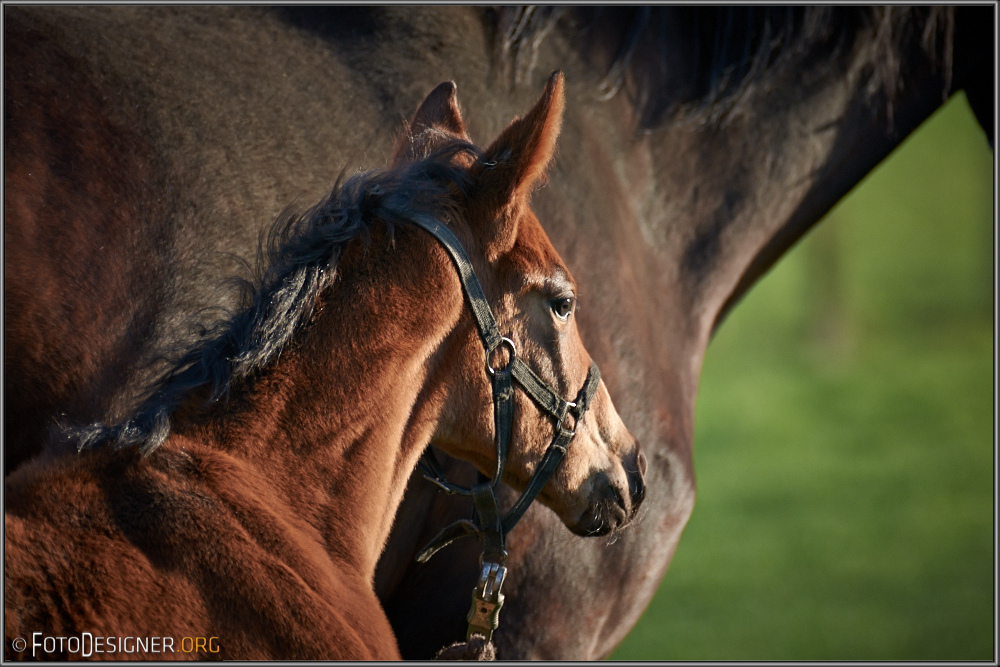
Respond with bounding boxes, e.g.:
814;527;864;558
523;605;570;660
174;232;465;580
546;34;950;348
508;25;955;467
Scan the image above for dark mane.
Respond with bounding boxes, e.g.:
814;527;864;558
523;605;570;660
494;6;955;129
63;142;478;454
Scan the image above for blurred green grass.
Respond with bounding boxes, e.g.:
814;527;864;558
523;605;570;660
611;93;994;661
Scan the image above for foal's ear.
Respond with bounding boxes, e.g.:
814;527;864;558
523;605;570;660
469;71;565;259
391;81;471;165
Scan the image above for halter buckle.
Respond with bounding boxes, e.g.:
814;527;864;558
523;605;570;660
486;337;517;376
467;560;507;641
555;401;579;436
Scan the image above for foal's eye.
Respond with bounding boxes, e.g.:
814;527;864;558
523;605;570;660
551;297;575;321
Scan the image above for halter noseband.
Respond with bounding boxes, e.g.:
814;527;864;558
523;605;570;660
408;214;601;642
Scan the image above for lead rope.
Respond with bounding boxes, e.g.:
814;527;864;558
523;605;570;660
407;213;601;643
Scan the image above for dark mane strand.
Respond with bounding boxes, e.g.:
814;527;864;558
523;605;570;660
61;141;479;455
495;6;955;129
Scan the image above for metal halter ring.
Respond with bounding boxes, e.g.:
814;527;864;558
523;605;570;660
486;337;517;375
555;401;579;435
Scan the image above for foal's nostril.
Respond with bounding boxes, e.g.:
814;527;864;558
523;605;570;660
608;481;626;513
629;471;646;509
628;452;646;510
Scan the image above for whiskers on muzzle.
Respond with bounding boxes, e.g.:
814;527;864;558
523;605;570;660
573;449;646;539
603;498;650;546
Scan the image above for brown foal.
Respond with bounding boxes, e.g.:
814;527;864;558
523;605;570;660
4;74;644;660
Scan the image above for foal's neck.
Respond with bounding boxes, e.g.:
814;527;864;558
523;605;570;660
175;228;466;580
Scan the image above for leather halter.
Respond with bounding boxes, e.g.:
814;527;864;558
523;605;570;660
407;213;601;640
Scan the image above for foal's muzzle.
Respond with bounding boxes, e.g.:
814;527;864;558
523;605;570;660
564;443;645;537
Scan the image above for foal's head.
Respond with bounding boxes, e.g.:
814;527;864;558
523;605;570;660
395;73;646;536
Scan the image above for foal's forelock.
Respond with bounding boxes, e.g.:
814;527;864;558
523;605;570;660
60;143;479;455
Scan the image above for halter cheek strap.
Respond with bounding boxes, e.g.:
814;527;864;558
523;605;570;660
415;358;600;560
407;213;602;641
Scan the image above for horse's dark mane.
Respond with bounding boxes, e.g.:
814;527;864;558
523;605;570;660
63;142;479;455
494;6;955;129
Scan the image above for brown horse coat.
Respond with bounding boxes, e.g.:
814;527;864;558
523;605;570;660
4;6;991;660
4;74;645;660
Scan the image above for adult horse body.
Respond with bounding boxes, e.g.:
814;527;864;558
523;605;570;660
5;74;645;659
4;5;993;660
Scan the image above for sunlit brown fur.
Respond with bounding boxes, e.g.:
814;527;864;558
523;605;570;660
4;77;643;660
3;6;989;660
